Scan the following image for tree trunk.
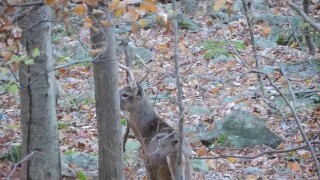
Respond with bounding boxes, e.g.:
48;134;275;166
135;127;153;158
303;0;316;55
18;5;60;180
88;5;124;180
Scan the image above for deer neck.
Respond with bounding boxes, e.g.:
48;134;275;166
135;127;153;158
128;96;159;139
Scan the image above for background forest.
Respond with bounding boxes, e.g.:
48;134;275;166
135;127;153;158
0;0;320;179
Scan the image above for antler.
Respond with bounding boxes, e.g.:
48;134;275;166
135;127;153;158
118;63;138;94
135;54;149;84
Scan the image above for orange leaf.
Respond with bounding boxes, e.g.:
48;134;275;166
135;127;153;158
227;157;237;163
1;51;13;61
263;27;271;37
139;19;147;28
138;5;157;13
46;0;56;6
58;68;67;77
213;0;226;11
298;150;310;159
85;16;93;23
100;20;111;27
83;22;93;28
157;44;167;49
85;0;98;7
63;12;70;35
73;4;86;15
132;22;137;33
211;88;219;94
90;49;101;57
276;143;285;150
288;161;301;172
114;7;125;17
108;0;120;10
305;79;312;83
123;9;139;22
55;7;61;20
197;147;207;156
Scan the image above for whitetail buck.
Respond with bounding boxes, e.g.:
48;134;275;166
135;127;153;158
119;65;193;180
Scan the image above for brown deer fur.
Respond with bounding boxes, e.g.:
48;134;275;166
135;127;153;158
120;85;193;180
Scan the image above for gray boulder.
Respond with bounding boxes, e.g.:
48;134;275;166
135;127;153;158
201;110;282;148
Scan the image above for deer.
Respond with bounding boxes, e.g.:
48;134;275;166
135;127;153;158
118;64;193;180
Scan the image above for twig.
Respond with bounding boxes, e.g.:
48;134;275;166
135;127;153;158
7;151;38;180
276;62;296;107
241;0;265;95
195;141;320;160
251;70;320;177
9;7;35;24
288;71;319;81
289;2;320;33
223;35;250;69
9;1;44;7
54;60;93;70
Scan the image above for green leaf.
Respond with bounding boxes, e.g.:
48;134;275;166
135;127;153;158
32;48;40;57
57;56;70;62
8;84;18;94
24;59;34;65
233;41;245;50
77;171;87;180
64;150;74;155
0;67;9;74
121;118;127;125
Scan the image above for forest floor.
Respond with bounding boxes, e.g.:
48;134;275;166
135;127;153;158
1;1;320;180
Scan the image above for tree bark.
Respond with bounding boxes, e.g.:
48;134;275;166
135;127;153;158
302;0;316;55
88;5;124;180
18;5;60;180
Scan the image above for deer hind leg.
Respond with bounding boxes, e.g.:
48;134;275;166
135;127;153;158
166;154;187;180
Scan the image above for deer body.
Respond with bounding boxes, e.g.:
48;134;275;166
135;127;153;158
120;85;193;180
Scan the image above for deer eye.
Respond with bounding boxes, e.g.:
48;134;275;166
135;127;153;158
122;93;129;98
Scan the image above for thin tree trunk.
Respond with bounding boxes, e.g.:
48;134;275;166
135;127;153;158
302;0;316;55
18;5;60;180
171;0;185;179
87;5;124;180
241;0;265;95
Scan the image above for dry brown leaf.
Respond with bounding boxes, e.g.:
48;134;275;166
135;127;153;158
288;161;301;172
138;5;157;13
123;9;139;22
91;49;101;56
263;27;271;37
73;4;86;15
139;19;147;28
108;0;120;10
132;22;137;33
46;0;56;6
227;157;237;163
85;0;98;7
114;7;125;17
100;20;111;27
213;0;226;11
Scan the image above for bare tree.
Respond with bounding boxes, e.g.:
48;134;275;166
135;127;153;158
18;4;60;180
87;4;124;179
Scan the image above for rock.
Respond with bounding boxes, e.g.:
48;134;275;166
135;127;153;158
200;110;283;148
192;159;208;172
62;152;98;171
61;161;77;178
189;106;210;115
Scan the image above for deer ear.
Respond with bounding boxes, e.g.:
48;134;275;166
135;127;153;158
137;85;143;98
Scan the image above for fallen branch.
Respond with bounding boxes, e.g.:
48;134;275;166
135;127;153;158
289;2;320;33
195;141;320;160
